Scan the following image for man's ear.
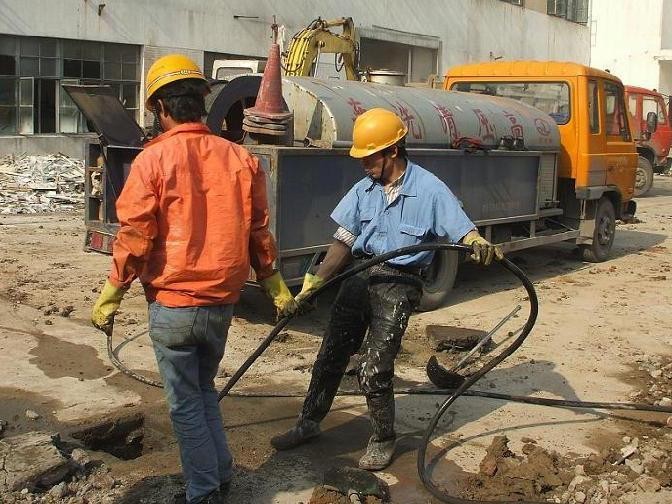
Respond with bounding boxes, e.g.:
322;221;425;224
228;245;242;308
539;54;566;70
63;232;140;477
156;99;167;118
389;145;398;159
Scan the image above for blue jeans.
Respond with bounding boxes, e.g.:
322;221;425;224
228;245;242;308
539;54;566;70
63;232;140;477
149;302;234;503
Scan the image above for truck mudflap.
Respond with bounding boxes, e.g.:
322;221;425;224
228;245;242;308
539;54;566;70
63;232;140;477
621;200;637;222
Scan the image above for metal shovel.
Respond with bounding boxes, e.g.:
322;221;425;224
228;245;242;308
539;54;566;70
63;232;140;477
426;304;522;388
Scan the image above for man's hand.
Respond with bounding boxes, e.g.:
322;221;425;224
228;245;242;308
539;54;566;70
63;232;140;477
259;271;299;319
462;230;504;266
294;273;325;313
91;280;128;333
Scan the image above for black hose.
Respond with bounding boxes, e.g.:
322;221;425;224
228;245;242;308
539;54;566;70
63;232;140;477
217;244;480;401
104;243;672;504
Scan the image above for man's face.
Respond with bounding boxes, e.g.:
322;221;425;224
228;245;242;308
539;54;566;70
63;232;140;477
361;149;393;181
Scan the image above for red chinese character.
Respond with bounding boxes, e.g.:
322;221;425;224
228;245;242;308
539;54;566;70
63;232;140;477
394;103;422;140
473;109;497;143
432;103;458;141
347;98;367;122
535;118;551;136
503;110;524;138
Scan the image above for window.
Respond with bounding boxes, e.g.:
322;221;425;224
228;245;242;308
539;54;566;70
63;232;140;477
0;35;140;135
500;0;523;5
452;81;571;124
548;0;589;24
0;77;17;133
588;80;599;133
604;82;630;141
642;96;666;125
0;36;17;76
627;95;637;117
359;37;438;84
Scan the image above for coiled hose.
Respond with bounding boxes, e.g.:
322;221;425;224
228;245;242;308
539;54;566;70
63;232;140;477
105;243;672;504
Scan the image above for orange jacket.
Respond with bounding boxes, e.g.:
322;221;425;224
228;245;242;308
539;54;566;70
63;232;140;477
108;122;277;307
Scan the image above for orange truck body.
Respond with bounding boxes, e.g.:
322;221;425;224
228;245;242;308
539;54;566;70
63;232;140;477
444;61;637;261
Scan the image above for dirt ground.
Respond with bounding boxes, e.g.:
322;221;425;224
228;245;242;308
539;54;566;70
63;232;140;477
1;175;671;504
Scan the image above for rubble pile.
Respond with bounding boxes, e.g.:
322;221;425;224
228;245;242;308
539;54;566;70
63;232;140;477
629;355;672;409
0;154;85;214
0;432;124;504
460;434;672;504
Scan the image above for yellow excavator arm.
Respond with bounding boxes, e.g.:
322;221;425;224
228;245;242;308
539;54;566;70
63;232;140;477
283;17;359;81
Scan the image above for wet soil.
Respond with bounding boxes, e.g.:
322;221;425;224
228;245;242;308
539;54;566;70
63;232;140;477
28;332;110;380
1;177;672;502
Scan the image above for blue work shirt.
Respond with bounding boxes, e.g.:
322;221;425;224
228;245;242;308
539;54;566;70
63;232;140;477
330;161;475;267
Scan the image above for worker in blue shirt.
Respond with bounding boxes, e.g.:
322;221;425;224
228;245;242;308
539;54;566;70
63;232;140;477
271;108;503;470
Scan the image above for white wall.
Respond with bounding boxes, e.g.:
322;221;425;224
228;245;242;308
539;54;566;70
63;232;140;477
0;0;591;75
590;0;665;91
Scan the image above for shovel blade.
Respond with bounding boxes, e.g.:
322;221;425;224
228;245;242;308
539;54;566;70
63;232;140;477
426;355;466;389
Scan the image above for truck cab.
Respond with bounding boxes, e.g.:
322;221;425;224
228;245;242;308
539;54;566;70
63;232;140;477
624;85;672;196
445;61;637;261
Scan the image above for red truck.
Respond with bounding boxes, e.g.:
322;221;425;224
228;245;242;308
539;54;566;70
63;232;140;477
625;85;672;196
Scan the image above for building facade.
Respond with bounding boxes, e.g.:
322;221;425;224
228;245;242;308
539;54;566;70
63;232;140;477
0;0;590;157
590;0;672;95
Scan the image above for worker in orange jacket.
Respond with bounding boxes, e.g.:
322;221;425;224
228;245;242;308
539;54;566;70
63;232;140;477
91;54;297;504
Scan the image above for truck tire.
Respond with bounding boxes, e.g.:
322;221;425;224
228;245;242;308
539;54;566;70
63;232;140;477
634;155;654;197
580;197;616;262
417;250;459;311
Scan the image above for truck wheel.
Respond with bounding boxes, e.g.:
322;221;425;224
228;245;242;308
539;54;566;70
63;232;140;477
634;156;654;197
580;197;616;262
417;250;459;312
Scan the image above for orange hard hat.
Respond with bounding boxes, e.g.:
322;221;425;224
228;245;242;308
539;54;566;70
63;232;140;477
350;108;408;159
145;54;208;109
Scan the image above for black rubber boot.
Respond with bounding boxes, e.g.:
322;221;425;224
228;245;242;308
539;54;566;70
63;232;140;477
358;436;396;471
270;419;321;450
174;489;222;504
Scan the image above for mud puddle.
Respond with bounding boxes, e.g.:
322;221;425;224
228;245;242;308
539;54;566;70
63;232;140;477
28;332;111;380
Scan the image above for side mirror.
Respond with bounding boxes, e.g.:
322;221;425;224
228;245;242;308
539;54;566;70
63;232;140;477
646;111;658;134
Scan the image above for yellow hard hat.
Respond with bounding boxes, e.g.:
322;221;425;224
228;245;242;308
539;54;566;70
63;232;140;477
145;54;207;108
350;108;408;159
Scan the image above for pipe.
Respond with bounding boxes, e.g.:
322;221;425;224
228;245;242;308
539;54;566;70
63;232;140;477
104;242;672;504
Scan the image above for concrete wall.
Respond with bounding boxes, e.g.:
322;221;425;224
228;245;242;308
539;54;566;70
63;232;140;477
590;0;668;92
0;0;590;74
0;0;590;157
0;134;96;158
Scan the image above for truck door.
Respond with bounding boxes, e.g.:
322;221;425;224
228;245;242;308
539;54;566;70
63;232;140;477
644;93;672;162
603;80;635;194
581;78;607;187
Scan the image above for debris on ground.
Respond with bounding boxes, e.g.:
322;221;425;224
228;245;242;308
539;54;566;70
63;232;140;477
459;431;672;504
426;325;489;353
0;432;72;493
309;486;384;504
0;154;84;214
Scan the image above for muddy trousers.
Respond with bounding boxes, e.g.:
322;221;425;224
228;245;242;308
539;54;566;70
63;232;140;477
148;302;235;504
300;267;422;442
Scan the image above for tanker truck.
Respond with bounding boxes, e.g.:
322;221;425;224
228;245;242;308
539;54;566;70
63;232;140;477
64;60;636;311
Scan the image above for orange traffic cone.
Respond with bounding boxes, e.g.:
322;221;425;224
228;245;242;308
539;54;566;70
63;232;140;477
244;42;292;129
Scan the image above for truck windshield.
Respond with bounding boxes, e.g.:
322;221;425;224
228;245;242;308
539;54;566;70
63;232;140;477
451;81;570;125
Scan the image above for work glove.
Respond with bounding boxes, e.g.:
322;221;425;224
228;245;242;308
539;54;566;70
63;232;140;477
259;271;299;319
294;273;325;313
462;230;504;266
91;280;128;333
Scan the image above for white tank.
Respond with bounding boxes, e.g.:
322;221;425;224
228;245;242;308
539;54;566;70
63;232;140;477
279;76;561;151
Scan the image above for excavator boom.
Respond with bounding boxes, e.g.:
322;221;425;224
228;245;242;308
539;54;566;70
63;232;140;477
283;17;359;81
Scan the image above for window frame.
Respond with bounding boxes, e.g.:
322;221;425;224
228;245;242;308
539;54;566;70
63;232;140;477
603;81;631;142
588;79;600;134
450;80;572;125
